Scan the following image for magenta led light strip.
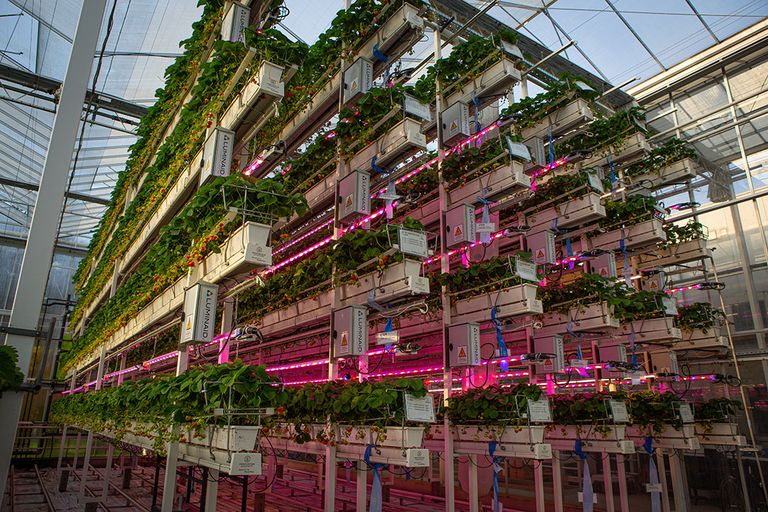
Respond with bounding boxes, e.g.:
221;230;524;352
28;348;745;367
273;219;334;256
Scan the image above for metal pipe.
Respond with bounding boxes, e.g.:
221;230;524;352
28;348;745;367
522;41;575;76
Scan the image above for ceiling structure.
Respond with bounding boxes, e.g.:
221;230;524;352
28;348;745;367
0;0;765;251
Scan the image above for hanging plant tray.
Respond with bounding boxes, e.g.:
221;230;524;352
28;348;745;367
339;259;429;307
587;219;666;252
220;61;285;131
349;118;427;172
276;4;424;156
189;222;272;283
546;425;635;454
259;290;333;336
694;423;745;446
638;239;712;269
673;326;728;351
580;132;650;169
521;99;594;140
447;425;552;459
339;426;425;448
536;302;619;337
614;317;681;344
452;283;542;324
627;158;698;191
626;425;700;450
525;192;605;233
444;56;521;110
187;425;262;452
448;161;531;206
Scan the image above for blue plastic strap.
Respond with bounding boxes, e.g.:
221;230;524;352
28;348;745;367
372;44;389;63
608;155;617;185
491;307;509;372
364;444;387;512
489;442;502;512
619;238;631;286
547;126;554;165
575;440;594;511
644;437;661;512
629;330;638;369
384;317;394;332
371;155;386;175
577;342;583;361
472;94;482;133
551;217;558;233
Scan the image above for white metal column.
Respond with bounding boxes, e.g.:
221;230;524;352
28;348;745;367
204;468;219;512
80;346;107;502
356;461;367;512
0;0;108;500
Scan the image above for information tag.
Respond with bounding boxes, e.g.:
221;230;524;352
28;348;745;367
587;172;605;193
678;403;694;424
229;453;262;476
476;222;496;233
505;137;532;162
570;359;589;369
527;398;552;423
515;257;538;282
405;394;436;423
379;192;401;201
376;331;400;345
609;400;629;423
404;95;432;122
662;297;677;316
646;483;663;493
399;228;428;258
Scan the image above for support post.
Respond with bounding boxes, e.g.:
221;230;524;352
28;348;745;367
602;452;615;512
616;454;630;512
0;0;108;499
468;455;479;512
219;301;233;364
356;460;367;512
241;476;248;512
204;468;218;512
552;453;564;512
151;455;161;512
656;450;671;512
534;460;546;512
116;354;127;386
324;443;337;511
80;346;107;502
101;442;114;501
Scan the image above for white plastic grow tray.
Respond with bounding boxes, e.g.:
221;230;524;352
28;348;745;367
521;99;594;140
451;284;542;325
626;425;700;450
220;61;285;131
579;132;650;169
349;118;427;172
673;326;729;351
694;423;746;447
638;239;712;269
626;158;697;191
339;259;429;307
444;56;521;110
524;192;605;233
546;425;635;454
448;161;530;206
586;219;666;252
614;317;681;344
536;302;619;337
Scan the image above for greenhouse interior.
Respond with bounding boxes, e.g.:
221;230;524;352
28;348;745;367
1;0;768;510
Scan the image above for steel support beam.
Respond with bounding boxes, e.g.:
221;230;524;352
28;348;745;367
0;62;147;120
0;175;110;206
0;0;108;501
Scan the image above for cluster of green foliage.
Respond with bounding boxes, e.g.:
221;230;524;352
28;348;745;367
598;194;660;230
440;138;509;186
540;273;668;322
51;362;427;448
433;254;536;302
694;397;741;422
0;346;24;397
675;302;726;333
62;176;308;371
550;391;627;425
446;383;542;424
412;30;519;102
660;220;707;249
72;13;303;330
624;138;696;178
555;107;646;158
237;218;423;323
501;75;599;131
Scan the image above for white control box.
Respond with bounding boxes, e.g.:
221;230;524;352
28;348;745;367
201;127;235;185
338;170;371;224
181;282;218;345
527;230;556;265
343;58;373;104
446;204;476;248
441;101;470;147
589;251;617;279
333;306;368;357
535;335;564;373
449;322;481;367
221;3;250;43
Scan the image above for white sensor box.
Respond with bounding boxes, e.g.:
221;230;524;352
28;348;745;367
201;127;235;185
181;282;218;345
441;101;471;147
343;58;373;104
338;170;371;224
333;305;368;357
449;322;481;367
221;3;249;43
446;204;476;248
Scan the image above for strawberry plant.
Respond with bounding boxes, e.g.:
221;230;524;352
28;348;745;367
555;107;646;158
660;220;706;249
623;138;696;178
0;346;24;397
675;302;726;333
446;383;542;424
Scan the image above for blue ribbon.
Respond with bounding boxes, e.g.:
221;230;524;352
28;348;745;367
489;442;502;512
644;437;661;512
491;307;509;372
472;94;482;133
371;155;386;175
619;238;631;286
551;217;559;234
372;44;388;63
547;126;554;165
629;330;638;369
575;440;594;511
364;444;387;512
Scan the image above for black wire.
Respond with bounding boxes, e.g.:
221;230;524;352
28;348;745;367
247;434;280;493
351;350;387;376
467;343;497;388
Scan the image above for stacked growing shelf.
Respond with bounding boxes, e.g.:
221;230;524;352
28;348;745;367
52;2;747;512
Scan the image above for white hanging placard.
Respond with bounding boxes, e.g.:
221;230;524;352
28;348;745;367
476;222;496;233
376;331;400;345
609;400;629;423
405;394;436;423
678;403;694;424
515;257;538;283
527;398;552;423
587;172;604;193
399;228;428;258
